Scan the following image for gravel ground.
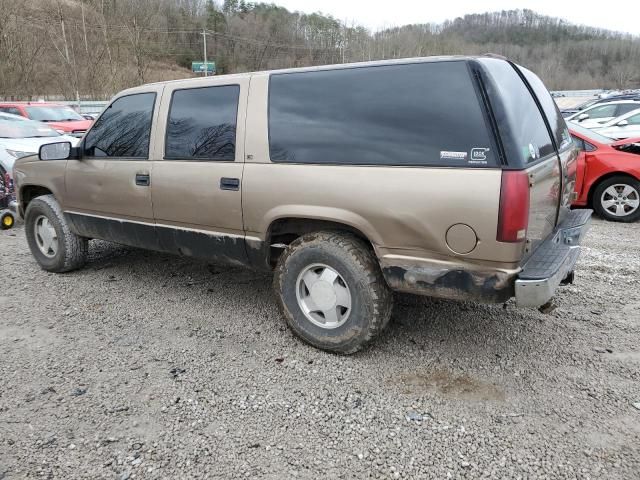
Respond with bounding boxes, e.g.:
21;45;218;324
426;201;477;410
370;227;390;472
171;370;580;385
0;218;639;479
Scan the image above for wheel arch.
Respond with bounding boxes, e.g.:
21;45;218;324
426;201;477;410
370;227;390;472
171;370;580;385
263;217;378;269
19;185;54;217
587;171;640;208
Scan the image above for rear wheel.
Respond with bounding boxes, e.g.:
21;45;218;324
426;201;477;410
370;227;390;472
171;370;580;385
273;231;392;354
25;195;88;272
593;176;640;222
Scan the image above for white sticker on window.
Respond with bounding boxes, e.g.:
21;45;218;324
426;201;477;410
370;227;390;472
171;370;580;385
440;151;467;161
470;148;490;164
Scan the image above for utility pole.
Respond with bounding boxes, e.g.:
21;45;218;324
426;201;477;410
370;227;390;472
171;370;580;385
201;29;208;77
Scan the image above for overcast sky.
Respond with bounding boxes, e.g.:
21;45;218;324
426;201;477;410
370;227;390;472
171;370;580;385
274;0;640;35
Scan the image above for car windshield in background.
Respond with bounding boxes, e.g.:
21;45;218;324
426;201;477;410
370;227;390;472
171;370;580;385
0;119;60;138
25;106;84;122
569;122;615;144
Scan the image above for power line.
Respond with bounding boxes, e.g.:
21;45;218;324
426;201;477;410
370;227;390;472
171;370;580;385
10;14;344;52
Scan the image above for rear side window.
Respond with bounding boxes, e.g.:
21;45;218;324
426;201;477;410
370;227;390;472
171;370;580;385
84;93;155;158
0;107;22;116
519;67;572;151
479;58;555;165
616;104;640;116
571;135;585;150
268;61;496;167
165;85;239;161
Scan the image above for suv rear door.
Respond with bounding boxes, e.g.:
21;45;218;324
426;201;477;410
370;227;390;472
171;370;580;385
150;78;249;264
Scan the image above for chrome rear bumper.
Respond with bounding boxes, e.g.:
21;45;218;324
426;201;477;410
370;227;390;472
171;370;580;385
515;209;592;307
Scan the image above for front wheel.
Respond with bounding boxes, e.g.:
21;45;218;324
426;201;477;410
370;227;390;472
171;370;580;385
24;195;88;272
593;176;640;222
273;231;392;354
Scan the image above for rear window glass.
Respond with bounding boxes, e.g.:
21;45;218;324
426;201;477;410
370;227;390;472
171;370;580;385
480;58;555;165
268;61;496;167
519;67;572;151
165;85;239;161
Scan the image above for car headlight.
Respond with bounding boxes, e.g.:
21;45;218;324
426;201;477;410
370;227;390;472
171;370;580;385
6;149;36;158
56;129;66;134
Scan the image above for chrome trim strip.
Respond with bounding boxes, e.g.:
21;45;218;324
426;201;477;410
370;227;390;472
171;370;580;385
64;210;260;242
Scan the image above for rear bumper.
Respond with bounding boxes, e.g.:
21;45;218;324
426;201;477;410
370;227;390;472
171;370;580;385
515;209;592;307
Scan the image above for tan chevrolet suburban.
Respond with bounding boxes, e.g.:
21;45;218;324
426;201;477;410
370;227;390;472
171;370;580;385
13;56;592;353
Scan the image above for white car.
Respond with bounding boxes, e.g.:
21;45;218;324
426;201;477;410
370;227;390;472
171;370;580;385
566;100;640;128
591;108;640;140
0;112;77;180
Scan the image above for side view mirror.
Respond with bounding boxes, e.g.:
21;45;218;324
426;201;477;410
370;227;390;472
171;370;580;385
39;142;71;161
577;113;589;121
616;119;629;127
82;114;95;120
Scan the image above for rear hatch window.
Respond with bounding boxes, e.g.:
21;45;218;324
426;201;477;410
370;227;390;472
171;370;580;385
477;58;556;167
518;67;573;152
477;58;562;254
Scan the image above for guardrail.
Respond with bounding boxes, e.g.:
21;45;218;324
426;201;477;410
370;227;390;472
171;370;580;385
551;90;605;97
58;100;108;115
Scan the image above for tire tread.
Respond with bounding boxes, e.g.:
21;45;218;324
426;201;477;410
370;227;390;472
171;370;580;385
25;195;87;272
274;231;392;354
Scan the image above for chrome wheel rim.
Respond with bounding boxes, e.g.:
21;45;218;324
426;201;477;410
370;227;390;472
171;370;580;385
34;215;58;258
295;263;352;329
601;184;640;217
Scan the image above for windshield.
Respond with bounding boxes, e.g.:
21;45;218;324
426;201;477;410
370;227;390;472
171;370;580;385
0;118;60;138
568;122;615;144
25;106;84;122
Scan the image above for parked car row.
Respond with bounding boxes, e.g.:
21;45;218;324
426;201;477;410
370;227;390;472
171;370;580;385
556;92;640;223
560;92;640;118
565;100;640;128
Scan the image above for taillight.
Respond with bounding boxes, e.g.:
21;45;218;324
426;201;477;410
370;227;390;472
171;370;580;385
497;170;530;243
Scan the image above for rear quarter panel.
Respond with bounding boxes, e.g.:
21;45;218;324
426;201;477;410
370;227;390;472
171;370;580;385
243;74;523;267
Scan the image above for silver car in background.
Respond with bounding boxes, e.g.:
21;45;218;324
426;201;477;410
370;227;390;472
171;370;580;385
0;112;77;180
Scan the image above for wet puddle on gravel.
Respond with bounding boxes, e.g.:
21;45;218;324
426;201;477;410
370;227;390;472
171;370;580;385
394;370;505;401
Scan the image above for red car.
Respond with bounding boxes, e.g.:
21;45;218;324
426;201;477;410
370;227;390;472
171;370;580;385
570;123;640;222
0;102;92;138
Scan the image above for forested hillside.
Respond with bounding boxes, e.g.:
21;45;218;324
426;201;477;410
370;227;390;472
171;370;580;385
1;0;639;99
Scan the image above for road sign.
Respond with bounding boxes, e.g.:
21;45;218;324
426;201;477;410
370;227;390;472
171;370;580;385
192;61;216;74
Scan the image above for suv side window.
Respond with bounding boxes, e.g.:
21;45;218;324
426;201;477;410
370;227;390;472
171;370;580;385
165;85;239;161
268;61;496;167
83;93;156;158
